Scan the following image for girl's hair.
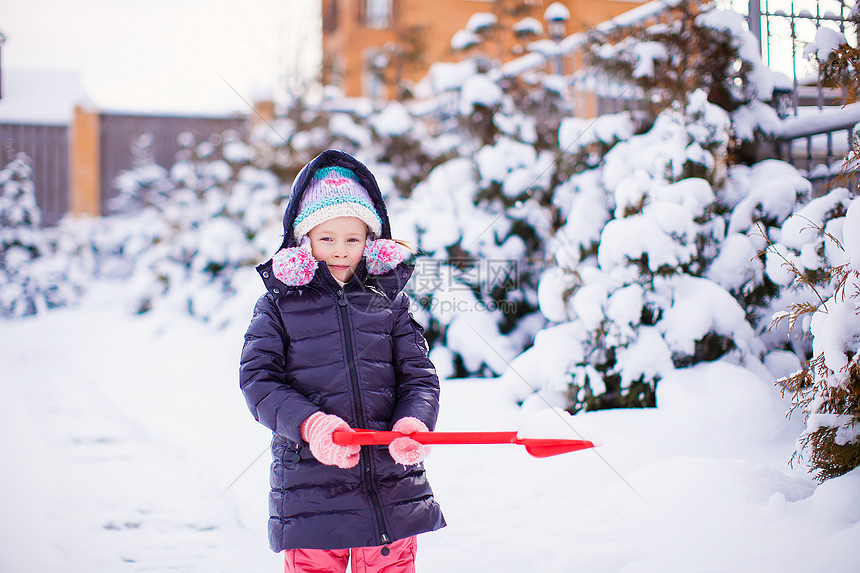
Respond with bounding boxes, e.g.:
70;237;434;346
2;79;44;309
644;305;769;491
367;225;416;255
391;238;417;255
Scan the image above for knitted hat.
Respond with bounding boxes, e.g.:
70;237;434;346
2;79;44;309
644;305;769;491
292;166;383;241
271;164;402;287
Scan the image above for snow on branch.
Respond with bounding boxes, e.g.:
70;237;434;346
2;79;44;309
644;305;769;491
773;102;860;140
595;0;684;34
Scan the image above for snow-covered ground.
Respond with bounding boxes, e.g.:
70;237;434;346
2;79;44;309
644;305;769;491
1;276;858;573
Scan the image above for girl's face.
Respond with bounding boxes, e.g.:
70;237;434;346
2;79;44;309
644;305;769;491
307;217;368;283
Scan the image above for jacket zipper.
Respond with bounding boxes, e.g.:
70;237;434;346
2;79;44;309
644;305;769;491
337;288;391;546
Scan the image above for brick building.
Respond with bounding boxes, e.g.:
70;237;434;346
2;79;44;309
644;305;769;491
322;0;648;99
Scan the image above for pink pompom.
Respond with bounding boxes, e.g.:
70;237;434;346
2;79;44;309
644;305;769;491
272;246;318;286
364;239;405;275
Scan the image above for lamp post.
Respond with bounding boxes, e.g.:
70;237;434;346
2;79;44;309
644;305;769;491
544;2;569;75
365;48;390;103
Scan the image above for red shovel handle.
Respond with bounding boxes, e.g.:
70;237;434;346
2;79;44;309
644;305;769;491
332;429;596;458
334;430;518;446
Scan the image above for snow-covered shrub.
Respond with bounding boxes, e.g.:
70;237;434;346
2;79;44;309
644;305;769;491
388;156;541;376
493;0;809;415
388;61;597;377
501;90;762;412
759;24;860;481
366;100;456;194
807;24;858;105
104;132;286;321
0;153;89;318
111;163;172;214
241;63;573;377
385;4;768;380
709;158;814;336
586;3;773;115
770;198;860;481
0;153;41;228
458;73;505;145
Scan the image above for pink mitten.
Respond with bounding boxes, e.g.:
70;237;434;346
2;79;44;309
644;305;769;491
300;412;360;469
389;417;430;465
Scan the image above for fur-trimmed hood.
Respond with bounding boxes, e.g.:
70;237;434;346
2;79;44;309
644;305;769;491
257;150;405;289
281;150;392;249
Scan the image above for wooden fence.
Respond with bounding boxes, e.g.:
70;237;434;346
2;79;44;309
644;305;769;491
98;113;246;214
0;112;246;225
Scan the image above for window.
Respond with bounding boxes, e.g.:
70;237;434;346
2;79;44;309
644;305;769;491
365;0;392;29
323;0;339;33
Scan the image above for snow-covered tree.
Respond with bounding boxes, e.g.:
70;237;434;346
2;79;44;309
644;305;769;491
763;20;860;481
98;131;285;321
495;2;783;412
0;153;88;318
244;64;571;377
767;194;860;481
585;2;772;115
500;88;769;412
0;153;41;228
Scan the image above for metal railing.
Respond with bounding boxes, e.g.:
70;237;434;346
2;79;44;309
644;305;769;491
558;0;860;189
746;0;858;189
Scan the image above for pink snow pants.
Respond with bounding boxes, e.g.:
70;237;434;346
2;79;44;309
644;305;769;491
284;536;417;573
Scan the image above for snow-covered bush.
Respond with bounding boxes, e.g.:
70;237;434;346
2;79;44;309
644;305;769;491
0;153;41;228
365;2;781;382
241;62;576;377
0;153;89;318
102;132;286;321
769;198;860;481
763;24;860;481
495;2;819;414
389;155;541;377
366;100;456;194
586;3;773;115
385;60;598;377
501;90;762;412
250;95;367;183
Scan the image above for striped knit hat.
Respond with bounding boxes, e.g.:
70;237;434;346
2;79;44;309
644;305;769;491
292;166;383;241
270;160;404;287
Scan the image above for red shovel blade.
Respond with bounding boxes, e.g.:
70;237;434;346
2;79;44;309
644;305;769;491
332;430;596;458
515;438;596;458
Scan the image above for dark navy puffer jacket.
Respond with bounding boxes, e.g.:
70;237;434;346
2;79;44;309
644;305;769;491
239;150;446;551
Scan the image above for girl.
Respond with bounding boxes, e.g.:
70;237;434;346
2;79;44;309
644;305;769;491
240;150;445;573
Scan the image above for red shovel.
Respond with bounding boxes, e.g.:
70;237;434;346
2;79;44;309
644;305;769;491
333;429;596;458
